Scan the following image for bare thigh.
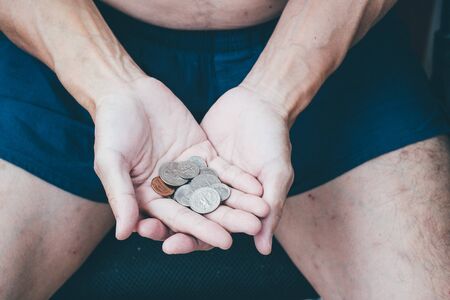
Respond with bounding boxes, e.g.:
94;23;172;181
0;160;114;300
276;136;450;299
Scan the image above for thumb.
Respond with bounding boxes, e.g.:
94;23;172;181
254;164;294;255
94;150;139;240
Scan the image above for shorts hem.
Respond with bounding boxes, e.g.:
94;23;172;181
288;125;450;196
0;146;107;202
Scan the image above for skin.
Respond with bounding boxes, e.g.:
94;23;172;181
102;0;289;30
201;87;293;254
0;0;449;298
0;159;115;300
94;78;269;246
276;136;450;299
141;0;398;255
0;0;269;250
2;138;448;299
146;0;399;254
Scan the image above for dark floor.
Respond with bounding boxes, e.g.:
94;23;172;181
52;231;319;300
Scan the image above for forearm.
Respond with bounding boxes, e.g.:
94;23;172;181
0;0;145;116
242;0;397;124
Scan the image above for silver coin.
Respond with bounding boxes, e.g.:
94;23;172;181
210;183;231;201
188;156;207;169
176;161;200;179
189;187;221;214
173;184;193;207
190;174;221;190
159;162;188;186
199;167;218;177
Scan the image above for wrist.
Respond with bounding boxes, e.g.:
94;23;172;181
27;0;147;117
55;51;146;118
241;57;318;125
242;40;341;125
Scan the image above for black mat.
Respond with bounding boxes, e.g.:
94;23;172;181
53;231;318;299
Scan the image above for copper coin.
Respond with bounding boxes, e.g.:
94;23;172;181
151;176;175;197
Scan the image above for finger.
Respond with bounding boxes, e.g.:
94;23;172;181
209;157;263;196
173;144;263;196
205;205;262;235
133;214;145;232
254;210;279;255
163;233;213;254
142;198;232;250
137;218;172;241
94;150;139;240
224;188;270;218
254;166;294;255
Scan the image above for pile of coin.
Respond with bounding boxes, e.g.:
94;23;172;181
150;156;231;214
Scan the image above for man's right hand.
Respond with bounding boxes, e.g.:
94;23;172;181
93;77;269;252
0;0;269;253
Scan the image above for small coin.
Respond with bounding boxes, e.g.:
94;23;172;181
174;184;194;207
159;162;188;186
151;176;175;197
177;161;200;179
210;183;231;201
188;156;207;169
199;167;219;177
190;174;221;190
189;187;221;214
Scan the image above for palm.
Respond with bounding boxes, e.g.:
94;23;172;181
202;86;294;254
96;78;207;192
94;78;268;252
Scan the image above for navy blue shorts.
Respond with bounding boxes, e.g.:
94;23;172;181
0;4;449;203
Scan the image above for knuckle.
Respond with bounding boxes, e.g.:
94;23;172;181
222;193;235;205
93;150;112;173
286;164;295;185
251;218;262;234
219;209;234;226
107;192;136;208
94;149;127;175
226;165;240;184
185;216;211;239
287;140;293;153
276;163;294;187
93;160;103;176
93;155;105;174
171;207;192;231
274;206;284;222
107;194;118;204
147;77;166;90
192;217;209;232
273;198;285;212
258;200;271;217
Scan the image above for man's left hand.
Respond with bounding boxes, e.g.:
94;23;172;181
201;85;294;255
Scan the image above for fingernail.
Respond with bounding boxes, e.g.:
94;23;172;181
115;225;121;239
266;241;273;254
115;221;125;240
262;238;273;255
162;244;173;255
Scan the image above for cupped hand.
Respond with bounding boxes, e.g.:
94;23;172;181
201;85;294;255
93;77;269;252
